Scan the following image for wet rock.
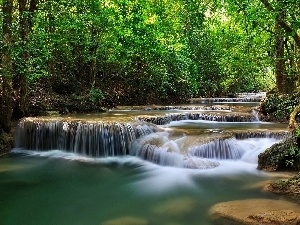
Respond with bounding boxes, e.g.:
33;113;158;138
267;172;300;204
101;216;148;225
209;199;300;225
0;129;13;156
258;92;300;123
258;137;298;171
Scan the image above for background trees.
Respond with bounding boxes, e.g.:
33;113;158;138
0;0;13;133
1;0;299;131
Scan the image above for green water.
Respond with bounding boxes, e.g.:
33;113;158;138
1;101;287;225
0;152;278;225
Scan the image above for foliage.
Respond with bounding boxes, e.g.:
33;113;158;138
206;0;277;94
1;0;299;118
285;145;300;169
259;93;300;122
258;136;300;171
286;128;300;169
89;87;104;102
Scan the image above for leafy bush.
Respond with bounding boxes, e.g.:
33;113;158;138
259;93;300;122
89;88;105;102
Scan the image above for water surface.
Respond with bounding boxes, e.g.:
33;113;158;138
0;101;287;225
1;150;279;225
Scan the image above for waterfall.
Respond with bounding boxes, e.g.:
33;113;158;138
188;134;284;162
15;118;157;157
191;98;262;103
234;131;290;140
136;112;259;125
189;138;243;160
130;132;220;169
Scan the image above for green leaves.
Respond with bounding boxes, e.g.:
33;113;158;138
3;0;291;105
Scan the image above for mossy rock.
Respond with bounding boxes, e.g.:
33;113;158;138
268;172;300;204
0;130;13;155
259;92;300;122
258;137;300;171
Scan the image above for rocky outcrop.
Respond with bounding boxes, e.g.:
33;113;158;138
0;129;13;156
257;136;298;171
258;92;300;123
267;172;300;204
209;199;300;225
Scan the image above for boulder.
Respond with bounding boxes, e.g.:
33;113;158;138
209;199;300;225
267;172;300;204
258;137;297;171
0;129;13;156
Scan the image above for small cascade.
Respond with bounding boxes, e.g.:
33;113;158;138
189;138;243;160
130;132;220;169
188;133;284;162
133;143;185;167
15;118;157;157
143;106;231;111
234;131;290;140
190;93;266;104
136;112;259;125
191;98;262;104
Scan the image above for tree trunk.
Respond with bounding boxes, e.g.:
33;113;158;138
274;19;286;93
15;0;37;118
274;11;296;93
0;0;13;133
17;0;29;117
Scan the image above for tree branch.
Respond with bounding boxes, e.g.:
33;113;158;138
260;0;300;48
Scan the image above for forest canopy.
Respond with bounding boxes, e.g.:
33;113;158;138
0;0;300;131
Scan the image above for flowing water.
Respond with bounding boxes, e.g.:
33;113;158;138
0;97;291;225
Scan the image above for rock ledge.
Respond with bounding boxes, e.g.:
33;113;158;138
209;199;300;225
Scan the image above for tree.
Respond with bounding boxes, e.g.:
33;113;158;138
260;0;300;93
206;0;276;94
14;0;38;117
0;0;13;132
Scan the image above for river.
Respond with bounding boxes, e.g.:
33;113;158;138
0;97;289;225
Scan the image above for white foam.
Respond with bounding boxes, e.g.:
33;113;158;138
12;147;268;196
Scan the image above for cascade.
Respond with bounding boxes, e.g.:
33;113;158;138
13;95;288;169
15;118;157;157
129;130;288;167
189;138;243;160
136;112;259;125
234;131;290;140
190;93;266;104
191;97;262;104
130;132;220;169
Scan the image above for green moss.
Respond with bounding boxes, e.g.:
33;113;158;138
268;172;300;203
259;92;300;122
258;136;300;171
